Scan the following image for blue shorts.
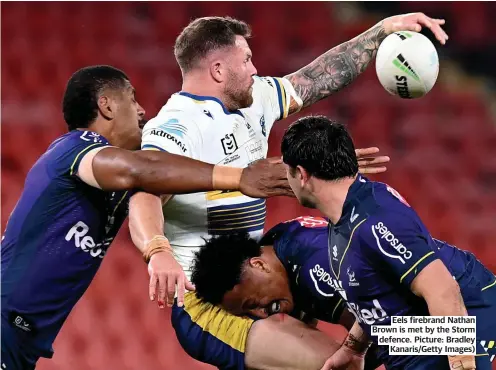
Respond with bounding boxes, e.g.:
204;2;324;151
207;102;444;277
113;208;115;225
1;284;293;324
171;292;254;370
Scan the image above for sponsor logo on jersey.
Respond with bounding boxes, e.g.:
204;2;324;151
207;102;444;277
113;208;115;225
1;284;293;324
332;245;339;261
309;264;334;297
372;222;412;264
345;298;389;325
246;140;263;163
151;129;187;153
221;133;238;155
157;119;187;138
65;221;111;259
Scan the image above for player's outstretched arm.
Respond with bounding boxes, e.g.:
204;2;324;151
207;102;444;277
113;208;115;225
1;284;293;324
77;147;294;198
284;13;448;112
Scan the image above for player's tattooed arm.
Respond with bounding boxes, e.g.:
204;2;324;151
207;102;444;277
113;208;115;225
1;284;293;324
284;13;448;113
284;22;387;112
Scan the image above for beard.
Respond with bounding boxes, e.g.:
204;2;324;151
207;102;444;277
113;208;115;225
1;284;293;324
224;71;253;110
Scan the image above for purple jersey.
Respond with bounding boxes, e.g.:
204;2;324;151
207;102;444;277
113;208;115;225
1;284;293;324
327;175;495;369
261;216;346;324
1;130;131;359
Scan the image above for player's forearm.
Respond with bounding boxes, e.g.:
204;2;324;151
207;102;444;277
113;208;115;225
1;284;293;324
129;192;165;253
285;21;387;108
343;321;373;354
92;148;242;194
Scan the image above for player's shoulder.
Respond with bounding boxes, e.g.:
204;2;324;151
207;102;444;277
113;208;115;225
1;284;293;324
355;182;426;244
262;216;328;262
33;130;109;178
261;216;328;244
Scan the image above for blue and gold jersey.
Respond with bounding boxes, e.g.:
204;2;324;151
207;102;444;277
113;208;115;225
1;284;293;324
141;75;301;279
1;130;131;359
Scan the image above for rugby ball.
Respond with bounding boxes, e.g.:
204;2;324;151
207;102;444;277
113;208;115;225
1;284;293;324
376;31;439;99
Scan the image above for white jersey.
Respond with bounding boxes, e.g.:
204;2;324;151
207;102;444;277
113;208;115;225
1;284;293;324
141;76;301;278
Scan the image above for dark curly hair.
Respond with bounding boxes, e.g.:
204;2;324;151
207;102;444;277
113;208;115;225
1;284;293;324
191;233;261;305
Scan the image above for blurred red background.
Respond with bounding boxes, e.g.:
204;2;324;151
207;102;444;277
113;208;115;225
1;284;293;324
2;2;495;369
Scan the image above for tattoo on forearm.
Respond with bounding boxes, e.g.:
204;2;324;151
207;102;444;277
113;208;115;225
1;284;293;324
285;22;388;110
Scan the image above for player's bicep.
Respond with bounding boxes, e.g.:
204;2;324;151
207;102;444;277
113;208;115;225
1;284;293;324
77;146;110;189
410;259;457;300
360;214;438;288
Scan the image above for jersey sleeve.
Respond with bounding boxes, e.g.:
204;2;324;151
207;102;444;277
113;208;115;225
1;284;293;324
140;113;201;159
252;76;302;128
54;131;110;177
357;210;439;288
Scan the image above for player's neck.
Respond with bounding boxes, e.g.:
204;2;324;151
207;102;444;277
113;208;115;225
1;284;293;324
314;177;355;224
86;121;117;147
182;76;232;111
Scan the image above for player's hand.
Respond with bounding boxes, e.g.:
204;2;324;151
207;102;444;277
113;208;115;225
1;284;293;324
320;346;365;370
240;157;294;198
355;147;390;175
148;249;195;309
448;355;476;370
382;13;449;45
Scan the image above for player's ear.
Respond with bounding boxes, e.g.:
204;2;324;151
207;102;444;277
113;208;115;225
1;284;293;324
249;257;271;273
297;165;310;186
210;60;224;83
97;95;115;120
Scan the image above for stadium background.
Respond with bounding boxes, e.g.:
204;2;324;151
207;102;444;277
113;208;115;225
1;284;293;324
2;2;495;369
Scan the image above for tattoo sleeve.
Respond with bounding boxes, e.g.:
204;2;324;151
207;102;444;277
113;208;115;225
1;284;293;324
285;22;388;110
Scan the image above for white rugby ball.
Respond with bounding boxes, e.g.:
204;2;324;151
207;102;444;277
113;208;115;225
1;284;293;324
375;31;439;99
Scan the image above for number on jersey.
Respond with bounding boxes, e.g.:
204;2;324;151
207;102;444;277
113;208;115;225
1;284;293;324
285;216;328;228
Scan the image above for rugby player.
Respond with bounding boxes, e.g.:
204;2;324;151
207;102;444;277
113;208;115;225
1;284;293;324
129;12;448;370
279;115;495;370
192;216;496;369
0;65;294;370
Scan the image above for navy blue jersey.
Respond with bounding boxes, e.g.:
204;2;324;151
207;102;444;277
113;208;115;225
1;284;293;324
261;216;346;324
326;175;495;369
1;130;131;359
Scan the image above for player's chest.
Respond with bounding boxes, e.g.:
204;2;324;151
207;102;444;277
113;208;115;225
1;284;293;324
200;113;268;165
327;222;380;301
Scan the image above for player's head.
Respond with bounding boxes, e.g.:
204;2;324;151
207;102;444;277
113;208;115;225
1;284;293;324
174;17;256;110
191;233;294;319
281;115;358;208
62;65;146;150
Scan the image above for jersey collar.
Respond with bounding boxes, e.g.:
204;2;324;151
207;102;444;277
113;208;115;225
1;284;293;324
177;92;244;117
335;175;369;227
